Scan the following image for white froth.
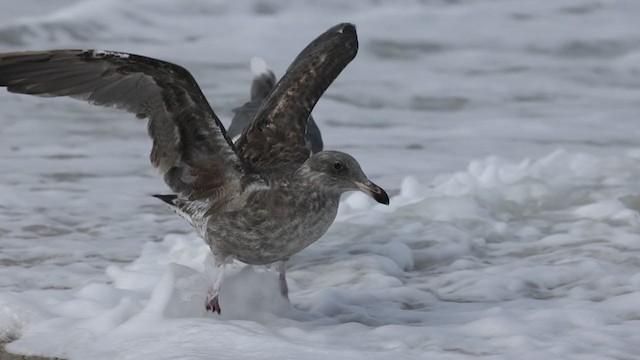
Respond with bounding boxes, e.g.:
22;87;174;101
1;0;640;359
3;150;640;359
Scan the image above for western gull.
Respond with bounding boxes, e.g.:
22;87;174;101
0;23;389;314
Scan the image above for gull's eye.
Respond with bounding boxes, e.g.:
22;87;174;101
332;161;344;171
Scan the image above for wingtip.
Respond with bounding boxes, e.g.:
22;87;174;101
337;23;357;35
327;23;358;53
250;57;270;77
249;57;276;99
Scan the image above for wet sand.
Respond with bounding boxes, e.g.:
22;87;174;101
0;343;63;360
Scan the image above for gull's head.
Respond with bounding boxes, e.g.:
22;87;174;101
301;151;389;205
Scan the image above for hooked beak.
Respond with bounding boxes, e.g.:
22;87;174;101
354;181;390;205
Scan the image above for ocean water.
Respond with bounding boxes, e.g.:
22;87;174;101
1;0;640;359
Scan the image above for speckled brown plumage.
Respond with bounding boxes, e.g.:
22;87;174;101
235;23;357;171
0;23;388;315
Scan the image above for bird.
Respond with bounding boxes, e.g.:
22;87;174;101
227;57;323;154
0;23;389;314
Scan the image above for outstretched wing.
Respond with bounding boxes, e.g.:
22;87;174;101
235;23;358;171
228;57;324;154
0;50;255;199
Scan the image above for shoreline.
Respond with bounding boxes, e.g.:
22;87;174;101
0;342;63;360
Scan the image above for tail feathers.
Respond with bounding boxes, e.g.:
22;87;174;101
249;57;276;100
152;194;177;205
152;194;209;235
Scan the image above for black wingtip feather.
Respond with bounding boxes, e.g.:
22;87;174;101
338;23;356;35
152;194;178;205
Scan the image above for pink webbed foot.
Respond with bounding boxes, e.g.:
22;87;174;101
205;295;221;314
279;271;289;301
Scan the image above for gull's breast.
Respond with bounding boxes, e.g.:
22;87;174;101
208;190;339;265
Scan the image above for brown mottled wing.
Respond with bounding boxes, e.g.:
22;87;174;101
235;23;358;171
0;50;256;199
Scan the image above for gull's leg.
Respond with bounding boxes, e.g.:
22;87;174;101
205;259;225;314
278;259;289;300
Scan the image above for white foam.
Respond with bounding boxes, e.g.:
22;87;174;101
2;0;640;358
3;150;640;359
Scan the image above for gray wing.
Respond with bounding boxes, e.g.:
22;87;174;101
228;58;324;153
228;99;259;142
227;59;278;141
234;23;357;171
227;58;323;154
305;116;323;154
0;50;256;200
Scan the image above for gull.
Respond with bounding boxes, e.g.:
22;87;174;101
0;23;389;314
